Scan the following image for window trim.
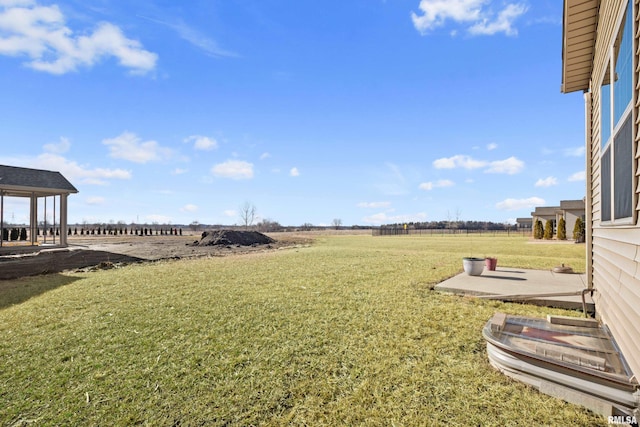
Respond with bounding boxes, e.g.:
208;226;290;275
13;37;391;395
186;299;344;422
599;0;636;226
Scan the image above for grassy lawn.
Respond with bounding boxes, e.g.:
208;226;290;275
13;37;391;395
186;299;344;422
0;234;605;426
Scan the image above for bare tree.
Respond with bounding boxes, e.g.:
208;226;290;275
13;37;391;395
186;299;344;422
257;218;281;232
332;218;342;230
189;221;201;232
240;202;257;229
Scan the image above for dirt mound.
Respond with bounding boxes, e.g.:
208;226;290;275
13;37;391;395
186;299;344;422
193;230;275;247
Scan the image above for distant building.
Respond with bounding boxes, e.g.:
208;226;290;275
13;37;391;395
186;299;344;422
515;217;532;230
530;199;585;238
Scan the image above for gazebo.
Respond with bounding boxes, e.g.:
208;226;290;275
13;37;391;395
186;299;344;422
0;165;78;248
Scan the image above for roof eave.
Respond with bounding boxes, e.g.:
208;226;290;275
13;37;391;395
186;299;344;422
561;0;600;94
0;184;78;196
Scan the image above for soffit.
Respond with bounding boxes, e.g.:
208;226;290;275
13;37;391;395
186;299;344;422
562;0;600;93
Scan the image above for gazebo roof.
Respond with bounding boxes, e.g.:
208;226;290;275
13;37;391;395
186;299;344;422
0;165;78;197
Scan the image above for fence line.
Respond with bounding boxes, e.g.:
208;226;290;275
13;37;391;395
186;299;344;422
372;228;531;237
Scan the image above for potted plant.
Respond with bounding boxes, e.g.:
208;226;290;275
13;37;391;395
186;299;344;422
462;257;485;276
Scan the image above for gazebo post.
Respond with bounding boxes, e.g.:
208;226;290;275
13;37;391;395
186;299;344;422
44;196;47;244
30;193;37;246
60;194;68;246
53;196;56;245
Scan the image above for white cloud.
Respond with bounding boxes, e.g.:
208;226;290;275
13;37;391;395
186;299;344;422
289;167;299;177
568;171;586;182
0;1;157;74
412;0;527;36
433;154;523;174
363;211;428;225
184;135;218;151
138;15;236;58
103;131;172;163
223;209;236;217
2;152;132;185
85;196;105;205
496;196;545;211
43;136;70;153
535;176;557;187
171;168;188;175
181;204;198;213
468;3;528;36
260;152;271;160
564;146;585;157
357;201;391;209
211;160;254;180
419;179;455;190
485;156;524;174
487;143;498;151
433;154;486;170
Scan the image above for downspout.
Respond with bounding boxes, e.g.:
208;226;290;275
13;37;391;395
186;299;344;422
584;90;594;291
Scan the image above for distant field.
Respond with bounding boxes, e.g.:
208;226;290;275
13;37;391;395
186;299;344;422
0;234;602;426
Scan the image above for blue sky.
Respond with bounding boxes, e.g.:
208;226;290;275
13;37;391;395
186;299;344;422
0;0;586;227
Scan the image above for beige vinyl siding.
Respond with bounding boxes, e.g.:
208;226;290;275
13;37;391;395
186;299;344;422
592;91;602;222
588;0;640;379
592;232;640;378
636;135;640;211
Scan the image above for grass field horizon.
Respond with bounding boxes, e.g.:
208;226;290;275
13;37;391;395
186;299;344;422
1;234;605;425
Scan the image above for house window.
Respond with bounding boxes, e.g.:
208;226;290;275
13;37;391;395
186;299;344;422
600;0;634;224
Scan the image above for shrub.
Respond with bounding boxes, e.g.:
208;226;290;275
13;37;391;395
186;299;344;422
557;217;566;240
2;228;8;241
10;228;19;241
573;217;585;242
533;219;544;239
20;228;27;241
543;220;553;240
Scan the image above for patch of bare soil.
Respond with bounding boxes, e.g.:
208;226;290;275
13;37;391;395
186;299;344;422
0;230;312;280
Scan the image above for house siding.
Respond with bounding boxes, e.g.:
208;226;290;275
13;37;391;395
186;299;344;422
588;0;640;380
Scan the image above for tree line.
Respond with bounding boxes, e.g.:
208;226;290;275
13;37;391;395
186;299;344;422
380;220;515;231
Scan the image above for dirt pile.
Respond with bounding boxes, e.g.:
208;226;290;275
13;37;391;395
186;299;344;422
193;230;275;247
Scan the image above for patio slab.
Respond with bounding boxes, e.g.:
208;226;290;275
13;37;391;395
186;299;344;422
435;267;594;313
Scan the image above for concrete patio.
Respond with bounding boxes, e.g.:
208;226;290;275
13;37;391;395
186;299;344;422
435;267;594;313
